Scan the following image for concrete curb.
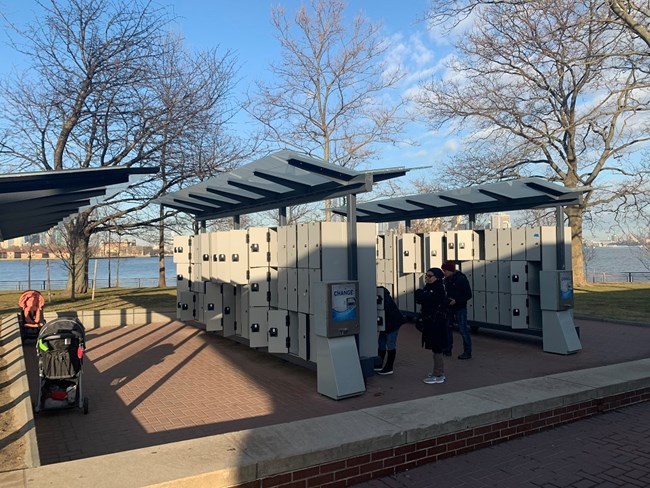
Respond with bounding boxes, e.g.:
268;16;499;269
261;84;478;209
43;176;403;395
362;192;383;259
0;314;40;470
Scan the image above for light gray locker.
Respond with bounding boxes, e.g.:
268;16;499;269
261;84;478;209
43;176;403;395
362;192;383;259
204;282;223;332
229;229;248;285
484;229;498;261
277;268;288;310
268;309;289;354
308;221;321;269
498;260;511;293
498;292;511;327
178;291;194;322
510;294;529;329
510;261;528;295
376;235;385;260
298;313;309;360
485;291;500;324
268;228;278;267
285;224;297;267
192;234;201;267
248;227;270;268
191;262;202;291
297;223;310;268
466;296;474;321
289;311;300;356
248;307;268;348
320;222;348;281
376;258;386;283
511;227;527;261
455;230;477;261
277;225;288;268
472;290;486;322
210;231;231;283
526;227;541;261
396;272;409;311
424;231;445;269
297;268;311;314
195;292;205;324
248;267;270;308
398;233;420;273
460;261;473;286
199;233;211;281
287;268;298;311
172;235;192;264
485;260;499;292
384;258;395;285
268;267;279;308
541;226;571;270
236;285;249;338
497;228;512;261
221;284;236;336
383;233;395;263
472;260;486;292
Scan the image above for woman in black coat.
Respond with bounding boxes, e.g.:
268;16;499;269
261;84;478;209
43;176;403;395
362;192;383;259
414;267;448;384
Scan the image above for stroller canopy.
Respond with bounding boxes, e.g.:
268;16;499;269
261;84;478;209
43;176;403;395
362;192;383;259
19;290;45;326
38;317;86;342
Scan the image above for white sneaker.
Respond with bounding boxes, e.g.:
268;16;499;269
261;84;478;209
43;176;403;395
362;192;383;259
423;375;446;384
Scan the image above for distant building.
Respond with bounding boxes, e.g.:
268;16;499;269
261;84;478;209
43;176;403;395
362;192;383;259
491;213;511;229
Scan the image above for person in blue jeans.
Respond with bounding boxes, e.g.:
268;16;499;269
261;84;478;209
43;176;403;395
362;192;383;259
441;260;473;359
374;286;406;375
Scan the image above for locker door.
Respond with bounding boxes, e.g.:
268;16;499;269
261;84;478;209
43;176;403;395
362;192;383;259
222;284;236;336
297;268;310;314
287;268;298;312
399;234;419;273
497;228;512;261
511;228;527;261
472;291;486;322
296;223;309;268
204;282;223;332
510;294;529;329
237;285;250;339
297;313;309;360
268;310;289;353
485;291;499;324
248;307;269;348
424;231;445;269
308;222;321;269
277;268;288;310
498;292;511;327
172;235;192;264
485;260;499;292
484;229;498;261
248;267;270;307
248;227;268;268
498;260;511;293
210;232;231;283
200;233;211;281
229;229;248;285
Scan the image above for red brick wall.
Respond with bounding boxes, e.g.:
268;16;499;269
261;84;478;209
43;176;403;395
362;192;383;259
233;388;650;488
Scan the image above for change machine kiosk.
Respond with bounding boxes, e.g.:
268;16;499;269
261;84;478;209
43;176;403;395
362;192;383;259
540;270;581;354
312;281;365;399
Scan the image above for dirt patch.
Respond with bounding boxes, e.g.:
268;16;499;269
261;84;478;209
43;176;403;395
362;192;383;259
0;345;27;472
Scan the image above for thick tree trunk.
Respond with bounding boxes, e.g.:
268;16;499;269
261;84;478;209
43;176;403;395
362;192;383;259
565;206;586;285
65;214;91;298
158;206;167;288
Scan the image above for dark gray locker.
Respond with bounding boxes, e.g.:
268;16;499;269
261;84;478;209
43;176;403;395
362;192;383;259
498;292;511;327
237;285;249;339
248;267;270;308
298;313;309;360
298;268;310;314
485;260;499;292
472;260;486;292
221;284;236;337
472;291;486;322
498;260;511;293
248;307;268;348
510;294;529;329
526;227;541;261
268;309;290;354
277;267;288;310
485;291;500;324
287;268;298;312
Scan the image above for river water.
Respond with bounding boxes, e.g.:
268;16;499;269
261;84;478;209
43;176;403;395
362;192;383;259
0;246;647;290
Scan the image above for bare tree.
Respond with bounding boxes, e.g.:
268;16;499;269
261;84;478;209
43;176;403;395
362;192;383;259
0;0;243;295
417;0;650;284
247;0;407;220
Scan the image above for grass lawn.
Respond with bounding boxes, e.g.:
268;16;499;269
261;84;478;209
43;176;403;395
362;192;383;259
1;283;648;325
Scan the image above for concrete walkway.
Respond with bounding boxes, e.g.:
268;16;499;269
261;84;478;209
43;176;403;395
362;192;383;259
1;316;648;487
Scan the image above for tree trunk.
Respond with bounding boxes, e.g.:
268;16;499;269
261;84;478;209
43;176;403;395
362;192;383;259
65;214;91;297
158;205;167;288
565;206;586;286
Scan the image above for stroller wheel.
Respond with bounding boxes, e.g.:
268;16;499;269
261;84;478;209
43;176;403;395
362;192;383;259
83;397;89;415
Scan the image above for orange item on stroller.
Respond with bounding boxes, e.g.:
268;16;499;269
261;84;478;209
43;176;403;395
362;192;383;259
19;290;45;339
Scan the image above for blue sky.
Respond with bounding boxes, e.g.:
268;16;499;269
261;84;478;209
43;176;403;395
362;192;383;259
0;0;452;175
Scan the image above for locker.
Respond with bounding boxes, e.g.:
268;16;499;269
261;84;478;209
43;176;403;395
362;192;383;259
297;268;311;314
267;228;278;267
483;229;499;261
172;235;192;264
277;225;288;268
268;309;290;353
510;261;528;295
210;231;231;283
191;262;202;291
176;274;190;293
383;233;395;263
472;290;486;322
511;227;527;261
288;311;300;356
459;261;473;286
229;229;248;285
472;260;486;292
376;258;386;283
497;228;512;261
287;268;298;311
297;223;310;268
376;235;385;260
399;233;420;273
405;272;416;313
485;260;499;292
384;258;395;285
527;262;541;295
248;227;271;268
424;231;445;269
298;313;309;360
540;226;572;270
498;292;511;327
248;307;268;348
237;285;249;338
268;267;279;308
528;295;542;330
526;227;541;261
455;230;477;261
485;291;500;324
199;233;211;281
466;293;474;321
285;224;297;267
396;272;409;311
511;294;529;329
320;222;348;281
498;260;511;293
221;284;236;336
178;291;194;322
248;267;271;307
277;268;288;310
192;234;201;266
308;221;321;269
195;292;205;324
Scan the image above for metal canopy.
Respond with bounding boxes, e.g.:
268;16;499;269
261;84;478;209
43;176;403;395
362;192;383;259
0;166;159;241
156;149;409;221
331;178;586;223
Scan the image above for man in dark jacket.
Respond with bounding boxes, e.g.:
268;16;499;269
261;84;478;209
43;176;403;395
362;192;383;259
441;260;473;359
374;287;406;375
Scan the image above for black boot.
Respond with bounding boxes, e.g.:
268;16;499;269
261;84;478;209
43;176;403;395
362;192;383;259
378;349;396;375
374;350;386;371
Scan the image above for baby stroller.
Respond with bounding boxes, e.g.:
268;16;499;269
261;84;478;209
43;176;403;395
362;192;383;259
18;290;46;340
34;317;89;415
